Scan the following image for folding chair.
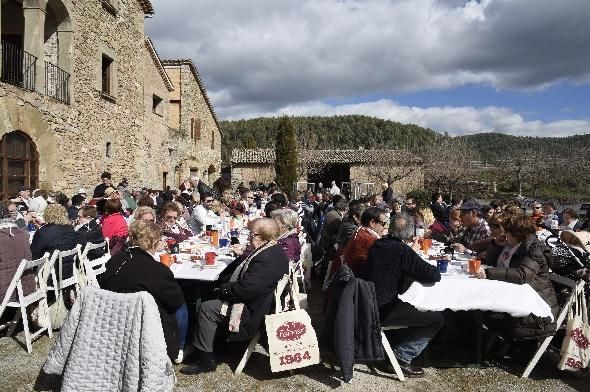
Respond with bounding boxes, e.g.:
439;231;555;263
380;325;408;381
290;259;307;295
0;254;53;353
47;246;82;298
235;274;291;375
78;241;110;287
521;275;585;378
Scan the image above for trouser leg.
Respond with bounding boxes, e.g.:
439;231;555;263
176;303;189;348
192;298;228;353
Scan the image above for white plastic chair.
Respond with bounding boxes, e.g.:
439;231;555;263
235;274;291;375
78;241;110;287
47;246;82;297
0;254;52;353
521;275;584;378
380;325;408;381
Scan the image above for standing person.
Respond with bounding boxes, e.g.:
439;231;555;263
92;172;112;199
451;199;491;253
382;182;394;205
429;193;447;225
541;201;560;228
329;181;341;195
364;213;443;378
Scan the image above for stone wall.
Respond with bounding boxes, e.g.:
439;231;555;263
350;164;424;195
231;164;276;188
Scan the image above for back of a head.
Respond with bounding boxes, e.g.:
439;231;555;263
105;199;122;215
43;204;70;225
347;200;367;219
270;192;288;207
249;218;279;241
129;220;162;252
270;208;299;230
390;213;415;241
71;194;85;207
332;194;348;211
361;206;386;227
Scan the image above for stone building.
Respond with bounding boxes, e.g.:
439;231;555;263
231;148;424;196
0;0;221;199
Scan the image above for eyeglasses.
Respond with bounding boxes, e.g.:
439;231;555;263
204;199;214;203
534;206;542;210
164;215;178;220
377;220;388;227
249;232;263;238
246;196;254;199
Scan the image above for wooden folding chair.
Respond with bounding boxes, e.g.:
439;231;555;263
380;325;409;381
521;275;585;378
235;274;291;375
0;254;52;353
78;241;110;287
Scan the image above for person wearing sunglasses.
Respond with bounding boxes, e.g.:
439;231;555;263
159;202;192;243
340;207;388;276
188;192;218;235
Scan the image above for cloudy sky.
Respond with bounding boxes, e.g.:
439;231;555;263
146;0;590;137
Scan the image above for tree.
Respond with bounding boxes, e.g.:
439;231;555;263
274;116;298;191
242;132;256;149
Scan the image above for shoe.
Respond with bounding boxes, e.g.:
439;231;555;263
174;350;184;364
398;363;425;378
180;360;217;375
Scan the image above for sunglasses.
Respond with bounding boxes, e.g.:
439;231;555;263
204;199;214;203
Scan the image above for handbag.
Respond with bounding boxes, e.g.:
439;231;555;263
49;293;69;329
558;284;590;370
265;275;319;372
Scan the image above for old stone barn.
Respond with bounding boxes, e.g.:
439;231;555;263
0;0;221;199
231;148;423;196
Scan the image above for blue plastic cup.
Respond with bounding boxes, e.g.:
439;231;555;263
437;259;449;273
219;238;229;248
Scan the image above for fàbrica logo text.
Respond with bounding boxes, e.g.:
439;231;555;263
276;321;306;341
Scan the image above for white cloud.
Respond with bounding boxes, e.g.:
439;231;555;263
223;99;590;137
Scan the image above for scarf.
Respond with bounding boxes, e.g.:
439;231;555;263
222;239;278;332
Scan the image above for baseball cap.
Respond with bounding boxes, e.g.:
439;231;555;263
78;188;87;195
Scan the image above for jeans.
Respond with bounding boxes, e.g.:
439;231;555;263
380;300;444;364
176;303;189;348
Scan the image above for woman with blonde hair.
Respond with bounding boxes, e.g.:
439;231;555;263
30;204;78;279
100;220;185;360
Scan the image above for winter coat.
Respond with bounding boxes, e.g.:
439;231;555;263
0;225;35;301
30;224;78;279
320;264;383;383
75;219;106;260
217;244;289;342
341;227;380;276
101;213;128;255
99;247;184;358
277;232;301;262
485;234;559;340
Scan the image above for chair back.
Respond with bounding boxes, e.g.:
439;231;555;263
273;274;291;314
79;241;110;287
49;245;82;293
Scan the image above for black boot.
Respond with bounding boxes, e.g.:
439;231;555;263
180;350;217;375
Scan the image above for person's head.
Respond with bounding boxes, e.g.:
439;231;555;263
289;190;302;204
77;206;97;225
315;192;323;202
247;218;279;248
242;190;255;206
34;189;48;200
347;200;367;224
390;213;415;242
4;201;19;222
189;175;200;186
543;201;557;216
481;205;494;222
532;202;543;214
264;202;281;217
0;203;12;226
419;207;435;227
101;172;112;185
160;201;181;224
562;208;578;225
501;215;536;246
137;195;155;208
331;181;336;186
371;194;383;206
332;194;348;212
449;208;461;230
19;186;31;200
458;199;482;228
71;194;86;207
43;204;70;225
128;220;162;254
360;207;388;236
404;198;417;213
270;208;299;234
270;192;288;207
134;206;156;222
104;199;122;216
431;193;443;204
201;192;215;209
488;214;505;239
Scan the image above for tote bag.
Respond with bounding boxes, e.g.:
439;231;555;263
265;277;319;372
558;285;590;370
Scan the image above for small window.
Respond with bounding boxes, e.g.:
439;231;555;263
192;118;201;141
152;94;163;116
211;129;215;149
105;142;112;158
101;55;114;96
162;172;168;190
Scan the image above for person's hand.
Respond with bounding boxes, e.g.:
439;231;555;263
230;244;245;256
24;212;35;223
411;237;421;251
451;243;466;253
475;269;486;279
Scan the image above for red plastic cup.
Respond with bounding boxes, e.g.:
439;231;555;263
205;251;216;265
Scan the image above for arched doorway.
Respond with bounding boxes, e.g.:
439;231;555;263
0;131;39;199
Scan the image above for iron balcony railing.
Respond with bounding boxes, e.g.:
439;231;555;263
45;61;70;104
1;40;36;91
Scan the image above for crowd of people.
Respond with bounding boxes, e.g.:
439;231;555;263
1;173;589;381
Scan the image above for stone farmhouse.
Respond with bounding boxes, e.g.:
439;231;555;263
231;148;424;196
0;0;221;199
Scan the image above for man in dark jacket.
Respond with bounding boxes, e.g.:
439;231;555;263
181;218;289;375
364;213;443;378
92;172;112;199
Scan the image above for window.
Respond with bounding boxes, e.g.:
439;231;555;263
101;0;118;15
162;172;168;190
152;94;163;116
101;54;114;96
211;129;215;149
105;142;112;158
191;118;201;141
0;131;38;200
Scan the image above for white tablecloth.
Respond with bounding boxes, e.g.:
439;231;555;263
398;275;554;320
169;254;235;281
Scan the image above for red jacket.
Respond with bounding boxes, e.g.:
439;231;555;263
341;227;380;276
101;213;129;240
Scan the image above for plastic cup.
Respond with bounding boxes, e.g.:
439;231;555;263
159;253;173;267
219;238;229;248
421;238;432;253
210;230;219;247
468;259;481;275
205;251;217;265
437;259;449;273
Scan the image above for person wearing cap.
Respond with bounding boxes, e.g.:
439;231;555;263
93;172;113;199
451;199;491;253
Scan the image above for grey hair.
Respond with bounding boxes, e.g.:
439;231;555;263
389;213;415;241
270;208;299;230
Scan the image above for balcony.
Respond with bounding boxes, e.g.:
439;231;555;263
45;61;70;104
1;40;36;91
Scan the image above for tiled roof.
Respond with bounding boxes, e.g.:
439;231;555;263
162;59;221;134
144;38;174;91
138;0;155;15
231;148;422;165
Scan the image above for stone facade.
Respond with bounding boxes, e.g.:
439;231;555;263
0;0;221;198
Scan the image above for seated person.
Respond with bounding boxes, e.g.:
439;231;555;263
270;208;301;262
364;213;443;378
470;214;505;262
159;201;192;243
451;199;490;253
100;220;185;359
74;206;106;260
559;208;582;232
188;192;218;234
181;218;289;375
476;215;559;341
